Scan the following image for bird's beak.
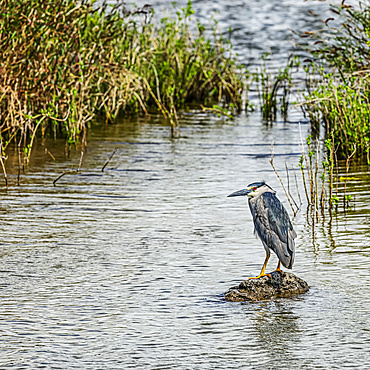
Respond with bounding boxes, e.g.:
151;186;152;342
227;189;250;197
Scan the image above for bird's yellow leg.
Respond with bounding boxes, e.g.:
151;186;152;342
249;250;271;279
272;260;282;273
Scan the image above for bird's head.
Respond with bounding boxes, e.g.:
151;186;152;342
227;181;276;199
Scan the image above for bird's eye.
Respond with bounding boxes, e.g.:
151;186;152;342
253;187;257;191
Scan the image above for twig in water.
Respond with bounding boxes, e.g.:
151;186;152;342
285;160;299;211
17;133;24;186
17;147;21;187
45;148;56;160
53;169;82;186
78;151;84;172
53;171;75;186
102;149;117;172
298;121;310;204
344;144;356;206
294;170;302;209
0;138;8;188
53;150;84;186
270;142;296;216
313;140;320;222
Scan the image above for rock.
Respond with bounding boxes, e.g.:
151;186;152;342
224;271;309;302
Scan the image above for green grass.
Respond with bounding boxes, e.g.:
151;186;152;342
303;72;370;162
254;54;299;122
0;0;244;156
299;0;370;162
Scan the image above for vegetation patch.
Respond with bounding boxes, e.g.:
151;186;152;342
0;0;243;158
254;54;299;122
300;0;370;163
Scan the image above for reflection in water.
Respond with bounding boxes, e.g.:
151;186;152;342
251;301;301;361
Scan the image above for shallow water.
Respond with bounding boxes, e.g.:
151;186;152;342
1;112;370;368
2;0;370;368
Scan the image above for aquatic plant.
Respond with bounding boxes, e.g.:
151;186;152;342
254;54;298;122
302;1;370;74
297;128;348;218
299;0;370;162
0;0;244;165
302;72;370;163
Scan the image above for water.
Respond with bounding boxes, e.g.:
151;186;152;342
128;0;332;66
2;0;370;368
1;113;370;368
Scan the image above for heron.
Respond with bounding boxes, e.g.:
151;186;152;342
228;181;296;279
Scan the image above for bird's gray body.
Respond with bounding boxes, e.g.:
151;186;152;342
228;181;297;271
248;190;296;269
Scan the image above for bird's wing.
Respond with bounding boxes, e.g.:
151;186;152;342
264;192;295;241
252;192;296;268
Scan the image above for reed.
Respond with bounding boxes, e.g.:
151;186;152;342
254;54;298;122
299;0;370;162
0;0;244;160
297;125;343;220
301;72;370;163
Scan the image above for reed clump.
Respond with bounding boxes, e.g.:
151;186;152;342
0;0;244;158
302;73;369;162
299;0;370;163
254;54;299;122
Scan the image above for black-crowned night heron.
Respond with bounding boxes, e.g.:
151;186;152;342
228;181;296;279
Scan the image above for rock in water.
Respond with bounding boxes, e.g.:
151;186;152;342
224;271;309;302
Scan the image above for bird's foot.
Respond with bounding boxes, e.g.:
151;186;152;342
271;267;283;274
270;261;283;275
249;273;271;280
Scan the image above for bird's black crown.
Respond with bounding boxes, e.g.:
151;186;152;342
247;181;275;192
247;181;266;188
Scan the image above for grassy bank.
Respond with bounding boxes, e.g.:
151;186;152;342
300;0;370;163
0;0;243;158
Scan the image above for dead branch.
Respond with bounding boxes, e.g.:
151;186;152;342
270;142;297;217
102;149;117;172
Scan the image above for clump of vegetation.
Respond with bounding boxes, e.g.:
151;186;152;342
300;0;370;163
298;133;338;214
303;73;369;161
303;1;370;73
254;54;299;122
0;0;243;159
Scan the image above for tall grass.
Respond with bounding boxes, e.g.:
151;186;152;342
0;0;244;161
299;0;370;162
302;72;370;162
254;54;299;122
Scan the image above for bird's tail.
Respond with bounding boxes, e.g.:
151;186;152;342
286;230;296;269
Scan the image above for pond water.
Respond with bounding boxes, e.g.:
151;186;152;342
129;0;332;66
1;0;370;368
1;112;370;368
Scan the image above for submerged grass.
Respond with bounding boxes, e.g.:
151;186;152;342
0;0;244;163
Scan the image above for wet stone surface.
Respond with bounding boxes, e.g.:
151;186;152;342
224;271;309;302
